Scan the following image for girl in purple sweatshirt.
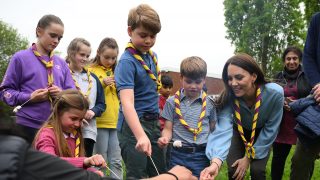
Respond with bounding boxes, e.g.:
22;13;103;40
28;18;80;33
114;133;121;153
0;14;75;143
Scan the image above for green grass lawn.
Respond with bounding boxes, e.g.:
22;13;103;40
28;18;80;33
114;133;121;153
216;146;320;180
117;146;319;179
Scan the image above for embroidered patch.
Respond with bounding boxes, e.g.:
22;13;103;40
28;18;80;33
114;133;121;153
4;91;12;99
55;65;61;70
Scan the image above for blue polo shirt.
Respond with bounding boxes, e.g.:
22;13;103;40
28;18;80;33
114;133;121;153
115;49;159;129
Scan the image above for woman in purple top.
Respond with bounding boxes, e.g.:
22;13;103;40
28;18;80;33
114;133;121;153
0;14;75;143
271;46;312;180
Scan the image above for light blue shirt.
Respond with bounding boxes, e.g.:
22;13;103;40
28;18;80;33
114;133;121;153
206;83;284;160
162;90;217;145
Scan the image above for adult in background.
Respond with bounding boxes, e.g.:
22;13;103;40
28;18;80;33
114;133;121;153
271;46;312;180
290;12;320;180
200;53;284;180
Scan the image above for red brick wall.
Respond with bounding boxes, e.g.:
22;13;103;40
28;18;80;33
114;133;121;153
162;71;224;95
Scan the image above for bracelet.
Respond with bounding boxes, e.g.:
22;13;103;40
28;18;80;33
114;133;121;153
211;161;221;170
164;172;178;180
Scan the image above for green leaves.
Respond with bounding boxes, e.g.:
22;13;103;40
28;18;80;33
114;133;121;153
0;20;28;83
224;0;306;77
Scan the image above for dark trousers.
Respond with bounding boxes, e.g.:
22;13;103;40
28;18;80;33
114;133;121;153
271;142;292;180
17;124;38;143
227;128;270;180
84;138;95;157
118;117;165;179
290;139;319;180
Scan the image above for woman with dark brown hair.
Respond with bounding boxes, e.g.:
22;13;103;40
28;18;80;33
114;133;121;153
201;53;284;180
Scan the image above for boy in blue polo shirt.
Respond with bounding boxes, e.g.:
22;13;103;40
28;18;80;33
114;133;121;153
114;4;165;179
157;56;217;178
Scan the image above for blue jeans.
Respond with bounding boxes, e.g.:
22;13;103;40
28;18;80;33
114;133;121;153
94;128;123;179
168;147;209;178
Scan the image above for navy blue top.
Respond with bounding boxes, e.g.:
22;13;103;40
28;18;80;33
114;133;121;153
303;12;320;86
115;49;159;128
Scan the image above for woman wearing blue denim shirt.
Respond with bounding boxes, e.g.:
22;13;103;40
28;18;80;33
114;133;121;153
200;53;284;180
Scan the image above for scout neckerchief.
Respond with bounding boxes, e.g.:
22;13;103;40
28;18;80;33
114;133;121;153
174;89;207;141
126;42;161;91
234;86;261;158
47;125;80;157
32;43;54;104
72;129;80;157
99;65;116;92
99;65;113;77
69;66;92;98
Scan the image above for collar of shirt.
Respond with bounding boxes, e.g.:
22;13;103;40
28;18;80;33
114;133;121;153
180;89;203;103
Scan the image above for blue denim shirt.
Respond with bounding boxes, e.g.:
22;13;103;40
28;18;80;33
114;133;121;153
206;83;284;160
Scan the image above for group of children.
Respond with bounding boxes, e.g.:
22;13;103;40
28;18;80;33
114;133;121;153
0;14;123;178
5;2;314;180
0;3;216;180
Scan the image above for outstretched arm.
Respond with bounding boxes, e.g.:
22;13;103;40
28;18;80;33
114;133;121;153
120;89;151;156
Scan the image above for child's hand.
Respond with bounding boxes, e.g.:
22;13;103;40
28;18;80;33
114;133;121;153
48;85;62;98
94;170;104;177
84;154;107;167
84;110;95;120
136;135;152;156
30;88;49;103
103;77;115;86
157;137;169;148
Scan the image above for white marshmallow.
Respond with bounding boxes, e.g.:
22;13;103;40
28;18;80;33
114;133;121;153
173;140;182;148
13;106;22;113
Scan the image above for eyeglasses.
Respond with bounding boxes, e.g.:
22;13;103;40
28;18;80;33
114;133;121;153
286;56;299;61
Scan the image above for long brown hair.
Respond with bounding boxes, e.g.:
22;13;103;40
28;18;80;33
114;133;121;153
216;53;267;108
34;89;89;157
91;37;119;72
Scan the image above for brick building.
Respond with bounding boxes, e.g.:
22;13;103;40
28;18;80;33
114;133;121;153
161;67;224;95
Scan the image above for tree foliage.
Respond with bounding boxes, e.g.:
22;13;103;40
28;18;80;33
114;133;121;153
224;0;305;77
0;20;28;119
304;0;320;25
0;20;28;81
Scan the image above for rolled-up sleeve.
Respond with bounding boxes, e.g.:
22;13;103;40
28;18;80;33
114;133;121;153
206;105;233;161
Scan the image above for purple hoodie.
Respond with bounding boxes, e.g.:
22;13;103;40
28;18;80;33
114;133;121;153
0;47;75;129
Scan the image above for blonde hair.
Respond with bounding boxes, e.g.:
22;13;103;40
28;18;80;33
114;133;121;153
128;4;161;34
65;38;91;64
180;56;207;79
34;89;89;157
92;37;119;72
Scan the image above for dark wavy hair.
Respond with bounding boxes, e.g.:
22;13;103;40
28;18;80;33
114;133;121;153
216;53;267;108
